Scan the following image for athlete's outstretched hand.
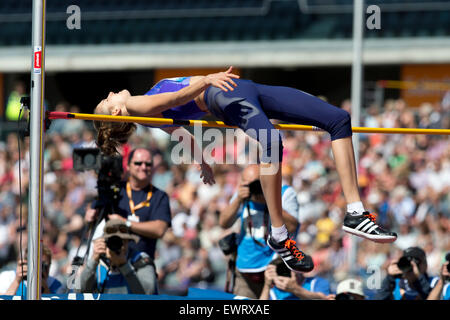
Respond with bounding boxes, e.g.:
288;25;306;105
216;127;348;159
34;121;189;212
197;162;216;185
205;66;240;92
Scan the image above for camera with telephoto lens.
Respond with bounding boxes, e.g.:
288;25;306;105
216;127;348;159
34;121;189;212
247;179;263;196
106;236;123;255
218;232;238;255
397;256;420;274
72;148;123;266
72;148;123;213
276;261;292;277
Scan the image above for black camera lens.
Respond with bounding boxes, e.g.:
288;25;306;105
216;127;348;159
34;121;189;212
276;262;291;277
248;180;263;196
397;256;413;273
218;233;238;256
106;236;123;254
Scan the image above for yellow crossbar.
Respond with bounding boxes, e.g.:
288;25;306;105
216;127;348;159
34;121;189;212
47;112;450;135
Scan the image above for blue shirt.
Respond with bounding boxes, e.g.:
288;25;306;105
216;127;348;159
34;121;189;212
95;251;151;294
115;182;171;260
443;282;450;300
269;276;331;300
16;276;64;296
393;275;438;300
232;185;299;273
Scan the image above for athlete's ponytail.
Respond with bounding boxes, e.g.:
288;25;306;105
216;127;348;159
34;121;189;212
93;105;136;155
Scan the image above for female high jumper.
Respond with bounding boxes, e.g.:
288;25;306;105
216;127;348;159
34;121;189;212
93;67;397;273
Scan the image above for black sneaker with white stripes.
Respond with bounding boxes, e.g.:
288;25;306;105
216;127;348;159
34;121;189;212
267;234;314;273
342;211;397;243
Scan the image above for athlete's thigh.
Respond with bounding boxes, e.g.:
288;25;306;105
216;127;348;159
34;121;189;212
255;83;346;128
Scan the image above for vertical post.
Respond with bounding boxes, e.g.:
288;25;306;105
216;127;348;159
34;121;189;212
0;73;4;117
349;0;364;275
27;0;46;300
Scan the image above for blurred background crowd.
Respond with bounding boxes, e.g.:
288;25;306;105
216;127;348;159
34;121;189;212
0;86;448;298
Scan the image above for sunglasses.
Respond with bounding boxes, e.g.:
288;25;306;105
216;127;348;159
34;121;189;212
105;225;130;234
133;161;152;167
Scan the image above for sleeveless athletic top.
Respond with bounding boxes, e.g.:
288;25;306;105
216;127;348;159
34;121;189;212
143;77;207;127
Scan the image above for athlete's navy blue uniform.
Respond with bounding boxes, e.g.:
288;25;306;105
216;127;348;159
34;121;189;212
145;77;352;163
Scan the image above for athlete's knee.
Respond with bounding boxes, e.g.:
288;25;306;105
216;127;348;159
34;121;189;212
327;108;352;141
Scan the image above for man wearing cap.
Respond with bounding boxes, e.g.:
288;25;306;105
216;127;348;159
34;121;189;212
79;219;157;295
335;278;366;300
376;246;438;300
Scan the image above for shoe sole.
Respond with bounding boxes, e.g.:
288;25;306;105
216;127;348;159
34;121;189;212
267;240;314;273
342;226;397;243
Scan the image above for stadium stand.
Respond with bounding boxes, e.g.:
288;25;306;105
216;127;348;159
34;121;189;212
0;0;449;46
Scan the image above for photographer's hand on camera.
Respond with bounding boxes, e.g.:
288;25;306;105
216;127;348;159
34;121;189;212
93;236;127;269
92;238;107;263
264;265;276;287
5;259;28;294
378;251;432;300
219;180;250;229
403;259;420;285
259;265;277;299
107;243;128;268
237;182;251;202
387;260;403;278
273;272;296;293
427;261;450;300
14;259;27;283
271;271;335;300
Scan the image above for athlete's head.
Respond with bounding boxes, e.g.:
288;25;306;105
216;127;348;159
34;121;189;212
93;89;135;156
95;90;131;117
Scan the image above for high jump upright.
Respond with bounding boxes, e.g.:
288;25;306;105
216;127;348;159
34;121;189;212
27;0;46;300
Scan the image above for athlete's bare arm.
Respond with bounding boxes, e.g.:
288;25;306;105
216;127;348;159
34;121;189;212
125;67;239;117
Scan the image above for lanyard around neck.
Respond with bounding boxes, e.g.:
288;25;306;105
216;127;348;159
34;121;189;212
126;181;153;215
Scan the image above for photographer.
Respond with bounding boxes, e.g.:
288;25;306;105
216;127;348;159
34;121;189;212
259;258;334;300
86;148;171;292
2;245;65;296
219;164;300;299
427;254;450;300
79;219;156;294
375;246;436;300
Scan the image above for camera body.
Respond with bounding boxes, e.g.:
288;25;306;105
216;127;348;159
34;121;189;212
397;256;420;274
247;179;263;197
73;147;123;214
106;236;124;255
276;262;291;277
218;232;238;255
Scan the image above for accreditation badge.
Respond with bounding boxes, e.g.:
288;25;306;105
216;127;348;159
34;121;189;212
128;214;140;223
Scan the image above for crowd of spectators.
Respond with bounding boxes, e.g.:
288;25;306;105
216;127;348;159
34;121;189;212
0;92;449;299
